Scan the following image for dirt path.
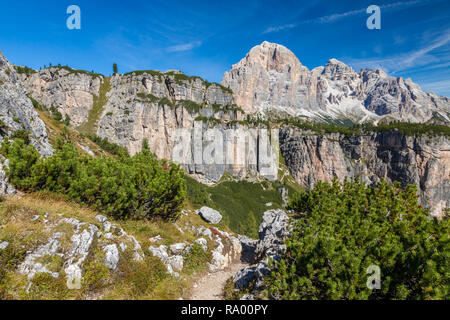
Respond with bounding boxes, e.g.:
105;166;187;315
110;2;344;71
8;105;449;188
189;262;249;300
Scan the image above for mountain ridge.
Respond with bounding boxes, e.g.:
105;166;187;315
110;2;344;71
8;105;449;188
222;41;450;124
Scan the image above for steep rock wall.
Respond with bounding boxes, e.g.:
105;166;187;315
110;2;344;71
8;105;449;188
280;127;450;217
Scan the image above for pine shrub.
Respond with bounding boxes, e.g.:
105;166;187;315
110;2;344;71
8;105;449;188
266;179;449;300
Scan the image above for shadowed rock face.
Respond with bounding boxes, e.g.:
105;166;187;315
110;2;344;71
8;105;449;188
0;52;53;157
222;41;450;123
280;128;450;217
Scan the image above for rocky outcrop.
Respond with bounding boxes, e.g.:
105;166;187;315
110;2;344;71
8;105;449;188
0;51;53;195
17;214;145;290
0;51;52;156
222;41;450;124
148;225;242;276
280;128;450;217
21;67;103;127
232;209;291;298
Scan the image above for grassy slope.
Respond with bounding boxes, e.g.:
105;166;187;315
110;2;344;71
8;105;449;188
77;77;111;135
186;170;302;238
0;193;215;300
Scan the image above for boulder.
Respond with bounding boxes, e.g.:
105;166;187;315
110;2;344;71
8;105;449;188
170;243;187;255
196;207;222;224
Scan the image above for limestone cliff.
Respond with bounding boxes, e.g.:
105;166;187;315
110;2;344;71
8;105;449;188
280;127;450;217
21;67;104;127
0;51;52;156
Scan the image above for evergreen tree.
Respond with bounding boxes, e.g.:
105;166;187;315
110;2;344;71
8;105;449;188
113;63;118;75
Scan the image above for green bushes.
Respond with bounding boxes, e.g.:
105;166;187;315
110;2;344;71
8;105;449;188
14;66;37;76
266;179;449;300
86;134;129;158
50;105;63;121
1;139;186;222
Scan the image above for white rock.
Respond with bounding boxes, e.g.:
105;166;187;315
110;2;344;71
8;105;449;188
170;243;187;255
103;244;119;270
195;207;222;224
18;233;62;280
149;235;162;243
0;241;9;250
149;245;168;260
95;215;107;223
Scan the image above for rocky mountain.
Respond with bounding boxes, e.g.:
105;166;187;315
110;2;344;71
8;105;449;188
222;41;450;124
5;44;449;217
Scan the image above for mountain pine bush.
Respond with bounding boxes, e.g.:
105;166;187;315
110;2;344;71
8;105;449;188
1;138;186;221
265;179;449;300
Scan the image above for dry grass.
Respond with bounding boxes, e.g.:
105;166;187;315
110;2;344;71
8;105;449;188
0;193;221;300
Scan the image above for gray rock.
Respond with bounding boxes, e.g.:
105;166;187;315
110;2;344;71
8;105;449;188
170;243;187;255
167;255;184;272
149;235;163;243
103;244;119;270
196;206;222;224
18;233;63;280
149;245;169;260
232;209;291;297
0;241;9;250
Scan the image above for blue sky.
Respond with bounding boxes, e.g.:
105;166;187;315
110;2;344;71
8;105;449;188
0;0;449;96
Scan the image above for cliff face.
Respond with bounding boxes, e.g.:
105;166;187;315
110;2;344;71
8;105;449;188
21;67;103;127
97;71;234;157
0;51;53;195
96;72;279;182
222;41;450;124
0;52;52;156
280;128;450;217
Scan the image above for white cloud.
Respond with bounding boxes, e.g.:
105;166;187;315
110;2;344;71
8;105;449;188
263;0;429;34
420;80;450;96
166;41;202;52
345;30;450;73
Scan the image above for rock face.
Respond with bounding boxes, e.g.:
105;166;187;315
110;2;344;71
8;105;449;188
222;41;450;124
0;51;52;156
21;68;103;127
280;128;450;217
196;206;223;224
0;51;53;195
233;210;291;297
